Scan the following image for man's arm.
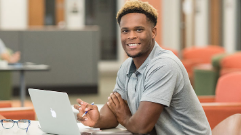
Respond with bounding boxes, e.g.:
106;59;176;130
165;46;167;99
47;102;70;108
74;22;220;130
1;51;20;63
93;103;119;128
108;92;163;134
74;99;119;129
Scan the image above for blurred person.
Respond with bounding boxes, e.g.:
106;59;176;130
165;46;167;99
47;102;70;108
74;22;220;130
74;0;211;134
0;38;20;63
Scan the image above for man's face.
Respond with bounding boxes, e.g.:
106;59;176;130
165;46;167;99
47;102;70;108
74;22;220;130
120;13;156;59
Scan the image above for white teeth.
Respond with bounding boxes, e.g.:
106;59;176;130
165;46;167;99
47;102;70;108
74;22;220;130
128;44;138;47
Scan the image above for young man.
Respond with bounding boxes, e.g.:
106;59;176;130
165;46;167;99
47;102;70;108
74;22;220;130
74;0;211;134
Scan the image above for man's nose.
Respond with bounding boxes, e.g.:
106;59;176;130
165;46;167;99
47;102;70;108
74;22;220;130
128;31;137;40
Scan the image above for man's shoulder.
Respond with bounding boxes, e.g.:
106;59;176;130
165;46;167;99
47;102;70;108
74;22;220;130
149;51;180;68
143;51;183;77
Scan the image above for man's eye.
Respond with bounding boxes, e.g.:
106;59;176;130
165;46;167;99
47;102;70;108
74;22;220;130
136;29;143;32
122;30;128;33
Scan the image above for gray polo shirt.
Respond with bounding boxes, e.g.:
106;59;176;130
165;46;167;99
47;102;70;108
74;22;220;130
113;42;211;135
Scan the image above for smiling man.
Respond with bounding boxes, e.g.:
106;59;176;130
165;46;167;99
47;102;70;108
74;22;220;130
74;0;211;134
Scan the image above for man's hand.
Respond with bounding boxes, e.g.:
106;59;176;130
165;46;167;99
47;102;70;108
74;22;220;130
10;51;20;63
74;99;100;127
1;51;20;63
107;92;132;126
107;92;164;134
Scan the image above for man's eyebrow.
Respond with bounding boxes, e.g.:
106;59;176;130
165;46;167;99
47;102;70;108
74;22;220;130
121;27;129;30
134;26;145;29
121;26;145;30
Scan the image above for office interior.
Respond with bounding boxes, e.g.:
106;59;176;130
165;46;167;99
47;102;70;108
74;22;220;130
0;0;241;131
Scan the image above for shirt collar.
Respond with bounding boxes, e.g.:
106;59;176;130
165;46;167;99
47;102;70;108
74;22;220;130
126;41;161;77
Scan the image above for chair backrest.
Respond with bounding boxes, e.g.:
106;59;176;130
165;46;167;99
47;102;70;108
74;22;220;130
221;52;241;69
220;52;241;76
0;114;6;119
0;107;35;120
182;46;225;64
212;114;241;135
215;72;241;102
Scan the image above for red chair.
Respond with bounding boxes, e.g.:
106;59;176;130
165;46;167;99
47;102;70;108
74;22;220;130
220;52;241;76
0;114;6;119
198;72;241;129
182;46;225;83
0;101;35;120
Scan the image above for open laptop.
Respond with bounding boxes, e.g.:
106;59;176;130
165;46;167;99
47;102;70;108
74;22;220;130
28;88;85;135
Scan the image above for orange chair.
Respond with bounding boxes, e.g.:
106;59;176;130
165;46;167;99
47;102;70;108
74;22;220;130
220;52;241;76
181;46;225;82
198;72;241;129
0;114;6;119
0;101;12;108
212;114;241;135
0;101;35;120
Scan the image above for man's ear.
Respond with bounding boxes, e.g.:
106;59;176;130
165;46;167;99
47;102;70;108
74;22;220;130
152;27;157;39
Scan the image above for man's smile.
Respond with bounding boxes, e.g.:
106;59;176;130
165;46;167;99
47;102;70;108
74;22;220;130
127;43;141;48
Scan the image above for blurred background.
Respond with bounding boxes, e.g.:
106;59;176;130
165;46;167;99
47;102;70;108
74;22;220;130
0;0;240;104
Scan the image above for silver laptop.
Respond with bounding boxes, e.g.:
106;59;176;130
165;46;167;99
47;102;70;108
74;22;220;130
28;88;81;135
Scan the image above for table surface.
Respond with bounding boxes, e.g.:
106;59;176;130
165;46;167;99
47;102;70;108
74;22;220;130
0;106;132;135
0;121;132;135
0;63;50;71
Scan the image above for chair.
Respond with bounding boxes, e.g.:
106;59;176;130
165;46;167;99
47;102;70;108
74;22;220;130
0;71;12;100
181;46;225;84
193;53;227;95
0;101;35;120
198;72;241;129
212;114;241;135
0;48;14;100
220;52;241;76
0;114;5;119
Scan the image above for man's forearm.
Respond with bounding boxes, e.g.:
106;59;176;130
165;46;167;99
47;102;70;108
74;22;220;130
121;115;153;134
93;104;119;129
117;101;163;134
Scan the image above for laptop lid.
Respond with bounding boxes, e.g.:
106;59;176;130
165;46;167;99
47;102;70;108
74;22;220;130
28;88;80;135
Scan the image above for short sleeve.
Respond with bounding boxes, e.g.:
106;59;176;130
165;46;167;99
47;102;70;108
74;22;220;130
141;58;178;107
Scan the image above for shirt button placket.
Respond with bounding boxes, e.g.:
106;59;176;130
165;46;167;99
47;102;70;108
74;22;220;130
128;73;138;114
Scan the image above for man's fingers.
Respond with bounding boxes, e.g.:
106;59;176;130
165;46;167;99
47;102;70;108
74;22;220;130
114;92;124;105
108;94;116;107
84;104;97;112
110;93;120;106
77;113;88;121
77;99;90;110
107;101;114;112
77;99;88;105
74;104;81;110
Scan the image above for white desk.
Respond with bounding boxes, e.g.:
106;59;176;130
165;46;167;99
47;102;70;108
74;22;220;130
0;121;132;135
0;63;50;106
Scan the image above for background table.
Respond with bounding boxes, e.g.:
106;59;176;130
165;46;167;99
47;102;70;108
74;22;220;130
0;63;50;106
